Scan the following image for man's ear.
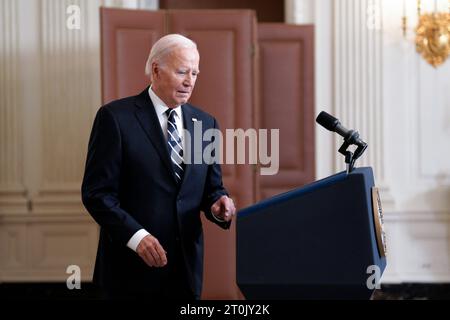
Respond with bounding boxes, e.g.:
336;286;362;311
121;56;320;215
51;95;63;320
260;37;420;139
152;62;159;79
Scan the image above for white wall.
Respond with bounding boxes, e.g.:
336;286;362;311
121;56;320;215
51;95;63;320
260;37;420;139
381;0;450;282
287;0;450;282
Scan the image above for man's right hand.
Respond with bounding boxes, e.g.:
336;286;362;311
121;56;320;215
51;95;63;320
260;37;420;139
136;234;167;267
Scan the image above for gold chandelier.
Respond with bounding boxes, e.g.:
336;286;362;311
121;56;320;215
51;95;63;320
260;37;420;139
403;0;450;67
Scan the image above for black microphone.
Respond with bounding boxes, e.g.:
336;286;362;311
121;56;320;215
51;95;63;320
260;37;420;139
316;111;367;148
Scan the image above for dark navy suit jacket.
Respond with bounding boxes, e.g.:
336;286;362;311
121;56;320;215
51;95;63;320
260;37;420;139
81;87;230;297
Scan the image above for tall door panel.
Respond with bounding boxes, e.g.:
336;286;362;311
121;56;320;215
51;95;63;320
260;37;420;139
169;10;257;299
257;24;315;200
100;7;165;104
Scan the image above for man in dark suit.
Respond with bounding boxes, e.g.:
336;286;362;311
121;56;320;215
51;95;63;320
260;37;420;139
81;34;236;299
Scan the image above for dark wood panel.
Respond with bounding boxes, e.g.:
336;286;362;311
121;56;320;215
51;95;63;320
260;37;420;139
100;7;165;104
161;0;283;22
169;10;257;300
257;23;315;200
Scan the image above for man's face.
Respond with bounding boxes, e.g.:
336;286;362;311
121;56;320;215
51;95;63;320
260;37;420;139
152;47;200;108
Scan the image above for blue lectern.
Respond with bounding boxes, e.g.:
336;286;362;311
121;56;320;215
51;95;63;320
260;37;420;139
236;167;387;299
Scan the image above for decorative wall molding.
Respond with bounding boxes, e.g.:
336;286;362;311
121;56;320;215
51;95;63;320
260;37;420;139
0;189;28;215
381;210;450;283
313;0;395;208
0;223;27;271
0;0;28;215
383;211;450;222
29;0;159;213
333;0;392;203
35;0;101;207
0;0;136;283
314;0;335;181
382;0;450;213
0;214;98;282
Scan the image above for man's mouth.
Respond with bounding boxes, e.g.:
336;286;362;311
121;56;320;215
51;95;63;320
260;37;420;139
177;90;190;95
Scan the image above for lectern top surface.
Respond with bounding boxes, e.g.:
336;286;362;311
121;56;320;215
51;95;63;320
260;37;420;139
239;167;373;218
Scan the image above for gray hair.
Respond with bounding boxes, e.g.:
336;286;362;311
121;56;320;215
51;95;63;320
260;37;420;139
144;34;197;80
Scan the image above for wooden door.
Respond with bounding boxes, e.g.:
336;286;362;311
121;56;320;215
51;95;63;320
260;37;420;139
257;23;315;200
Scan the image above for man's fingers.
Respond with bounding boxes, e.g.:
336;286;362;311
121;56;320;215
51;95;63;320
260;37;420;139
149;241;167;267
148;246;164;267
211;203;220;214
147;236;167;267
211;196;236;221
154;243;167;266
224;199;235;214
137;236;168;268
143;249;156;267
137;242;153;267
221;197;236;220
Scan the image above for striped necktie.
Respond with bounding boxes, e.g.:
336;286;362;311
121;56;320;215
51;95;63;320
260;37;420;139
166;109;184;183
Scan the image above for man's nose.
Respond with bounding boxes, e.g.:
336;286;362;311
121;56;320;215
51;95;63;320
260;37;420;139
183;74;193;86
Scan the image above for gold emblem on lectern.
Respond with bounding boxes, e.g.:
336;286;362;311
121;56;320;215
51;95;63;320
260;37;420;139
371;187;386;258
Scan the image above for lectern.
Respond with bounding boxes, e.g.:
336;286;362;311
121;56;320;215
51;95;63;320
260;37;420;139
236;167;386;299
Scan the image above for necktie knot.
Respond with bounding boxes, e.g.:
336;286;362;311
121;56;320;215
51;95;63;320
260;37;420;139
166;108;176;122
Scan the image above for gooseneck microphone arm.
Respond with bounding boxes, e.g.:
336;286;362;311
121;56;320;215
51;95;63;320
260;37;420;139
316;111;368;173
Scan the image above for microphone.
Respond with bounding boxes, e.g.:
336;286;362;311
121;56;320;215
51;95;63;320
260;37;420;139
316;111;368;173
316;111;367;148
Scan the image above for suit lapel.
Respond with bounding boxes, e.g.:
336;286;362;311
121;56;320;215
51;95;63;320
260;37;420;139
134;88;177;183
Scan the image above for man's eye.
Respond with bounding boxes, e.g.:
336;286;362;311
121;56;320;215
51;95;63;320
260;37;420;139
176;70;199;77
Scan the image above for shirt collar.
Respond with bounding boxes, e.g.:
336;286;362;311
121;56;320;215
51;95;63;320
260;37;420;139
148;86;182;119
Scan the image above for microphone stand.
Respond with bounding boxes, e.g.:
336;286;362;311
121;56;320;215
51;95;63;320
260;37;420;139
337;130;368;174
